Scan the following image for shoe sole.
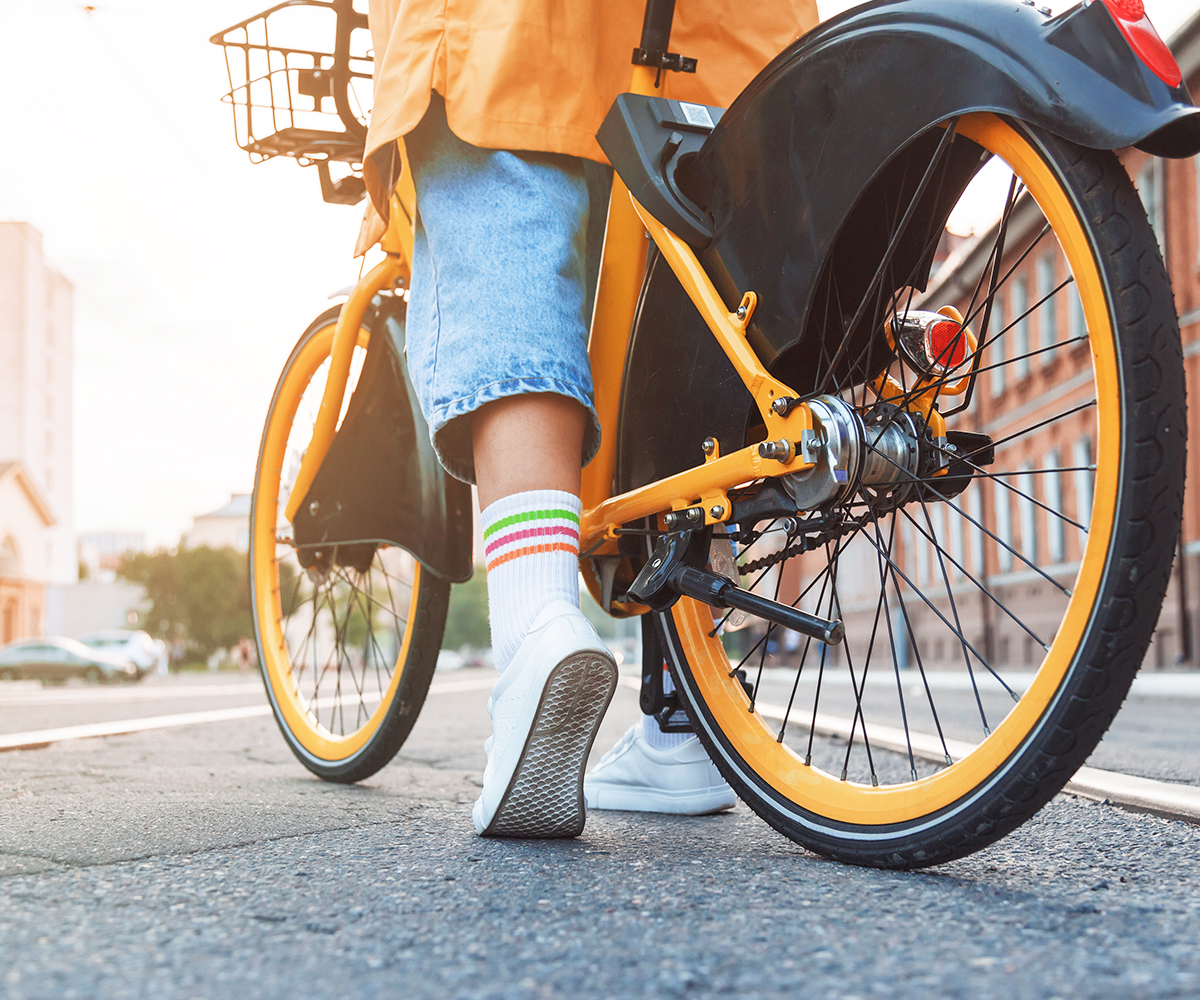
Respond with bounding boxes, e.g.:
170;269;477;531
584;784;737;816
482;651;617;839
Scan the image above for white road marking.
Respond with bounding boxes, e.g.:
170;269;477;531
0;673;499;708
0;675;495;753
616;678;1200;823
5;671;1195;824
743;669;1200;700
0;706;273;751
0;682;265;707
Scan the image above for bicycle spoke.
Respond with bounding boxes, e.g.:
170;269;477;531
728;526;865;678
831;562;879;785
870;511;921;780
863;436;1073;596
816;118;962;395
940;449;1087;533
748;559;787;713
805;544;842;767
899;506;1047;654
844;506;907;777
776;567;834;744
982;399;1097;456
915;494;995;732
854;524;998;686
876;514;955;766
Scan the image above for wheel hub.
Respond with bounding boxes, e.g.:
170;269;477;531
782;395;941;512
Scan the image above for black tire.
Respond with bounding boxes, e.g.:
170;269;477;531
660;117;1186;867
250;306;450;784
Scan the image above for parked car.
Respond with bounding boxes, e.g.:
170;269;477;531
0;637;139;685
76;630;166;678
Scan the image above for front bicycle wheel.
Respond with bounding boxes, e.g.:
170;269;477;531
250;306;449;783
664;115;1186;867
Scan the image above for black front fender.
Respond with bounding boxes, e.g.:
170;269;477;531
293;298;474;584
616;0;1199;495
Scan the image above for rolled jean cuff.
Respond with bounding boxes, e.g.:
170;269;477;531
428;377;603;486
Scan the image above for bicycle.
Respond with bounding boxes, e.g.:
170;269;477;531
213;0;1197;868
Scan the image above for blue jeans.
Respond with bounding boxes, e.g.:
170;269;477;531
404;95;607;484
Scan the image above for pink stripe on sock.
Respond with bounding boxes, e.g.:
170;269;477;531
484;524;579;558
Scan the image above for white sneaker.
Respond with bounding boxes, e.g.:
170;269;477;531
583;723;737;815
472;600;617;838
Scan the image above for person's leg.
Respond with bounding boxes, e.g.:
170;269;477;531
402;96;729;831
474;393;730;817
470;392;617;837
473;394;586;508
474;394;587;674
403;98;615;838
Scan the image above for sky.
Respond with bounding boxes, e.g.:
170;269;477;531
0;0;1198;547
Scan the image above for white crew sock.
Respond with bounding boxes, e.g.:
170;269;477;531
481;490;582;674
642;664;691;750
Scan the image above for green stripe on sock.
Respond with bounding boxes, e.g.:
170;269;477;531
483;507;580;539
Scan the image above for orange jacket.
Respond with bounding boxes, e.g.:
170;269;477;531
362;0;818;225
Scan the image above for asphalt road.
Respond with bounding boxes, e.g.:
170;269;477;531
0;671;1198;999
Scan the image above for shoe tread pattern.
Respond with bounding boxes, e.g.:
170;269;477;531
485;653;617;838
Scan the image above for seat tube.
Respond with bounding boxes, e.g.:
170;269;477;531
640;0;676;55
579;0;678;535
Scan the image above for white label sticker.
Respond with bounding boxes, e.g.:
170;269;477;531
679;102;714;129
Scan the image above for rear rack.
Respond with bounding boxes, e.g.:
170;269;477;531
211;0;373;204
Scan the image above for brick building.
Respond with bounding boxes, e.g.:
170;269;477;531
913;14;1200;670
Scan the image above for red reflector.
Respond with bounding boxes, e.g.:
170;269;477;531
1106;0;1143;18
928;321;967;369
1102;0;1182;87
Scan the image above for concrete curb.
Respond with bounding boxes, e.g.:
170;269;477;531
617;678;1200;825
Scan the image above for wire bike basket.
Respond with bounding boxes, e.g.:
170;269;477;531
211;0;373;204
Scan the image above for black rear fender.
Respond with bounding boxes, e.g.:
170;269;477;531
616;0;1199;494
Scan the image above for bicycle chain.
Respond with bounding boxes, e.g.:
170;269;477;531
736;517;864;576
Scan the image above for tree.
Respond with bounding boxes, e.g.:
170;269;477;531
441;572;490;651
118;546;252;658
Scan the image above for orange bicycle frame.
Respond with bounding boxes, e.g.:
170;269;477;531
283;64;818;588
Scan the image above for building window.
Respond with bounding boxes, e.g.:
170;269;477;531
949;498;964;581
1068;274;1086;342
921;504;940;581
0;537;18;577
1043;449;1065;564
993;479;1013;572
990;295;1006;397
968;487;984;575
1138;160;1165;252
1017;462;1037;563
902;519;915;586
1012;276;1029;379
1195;157;1200;265
1072;437;1093;552
1037;253;1057;359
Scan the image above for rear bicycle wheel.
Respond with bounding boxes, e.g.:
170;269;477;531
663;114;1186;867
250;306;449;783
